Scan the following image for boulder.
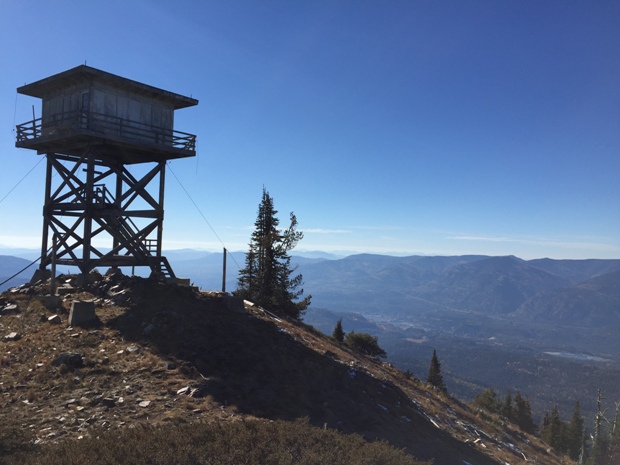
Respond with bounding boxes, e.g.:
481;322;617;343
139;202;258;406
69;300;97;326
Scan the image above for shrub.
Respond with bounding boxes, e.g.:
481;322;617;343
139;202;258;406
344;332;387;358
2;419;424;465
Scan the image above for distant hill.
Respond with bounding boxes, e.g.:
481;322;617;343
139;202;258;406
299;253;620;327
528;258;620;283
516;269;620;326
300;254;486;293
0;255;33;291
413;255;570;314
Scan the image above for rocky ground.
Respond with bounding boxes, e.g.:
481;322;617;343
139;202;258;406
0;272;573;465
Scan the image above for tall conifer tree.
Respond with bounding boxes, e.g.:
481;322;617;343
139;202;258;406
235;188;311;319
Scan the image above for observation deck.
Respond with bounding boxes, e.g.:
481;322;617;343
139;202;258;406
15;65;198;164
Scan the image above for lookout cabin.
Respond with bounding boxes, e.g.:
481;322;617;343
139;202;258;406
15;66;198;282
16;65;198;164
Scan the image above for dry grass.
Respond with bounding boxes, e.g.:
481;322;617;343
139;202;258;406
1;419;424;465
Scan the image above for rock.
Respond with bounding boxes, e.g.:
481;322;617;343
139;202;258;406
176;386;191;396
51;353;84;368
138;400;151;408
126;345;139;353
3;332;21;342
101;397;116;407
57;285;76;296
48;314;62;324
1;304;19;315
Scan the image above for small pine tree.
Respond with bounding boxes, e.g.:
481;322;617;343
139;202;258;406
567;400;585;461
501;392;513;420
513;391;536;434
540;405;563;452
609;402;620;465
332;318;345;342
472;388;501;414
426;349;447;393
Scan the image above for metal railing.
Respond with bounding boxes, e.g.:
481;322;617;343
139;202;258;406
16;110;196;152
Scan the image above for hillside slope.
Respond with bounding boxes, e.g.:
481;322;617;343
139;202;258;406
0;274;571;465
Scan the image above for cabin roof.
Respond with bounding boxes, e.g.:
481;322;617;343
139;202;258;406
17;65;198;110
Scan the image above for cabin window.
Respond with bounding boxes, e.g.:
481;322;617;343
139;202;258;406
81;92;90;112
81;92;90;128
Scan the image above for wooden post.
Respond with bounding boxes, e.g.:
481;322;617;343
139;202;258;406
40;154;53;270
50;234;57;295
156;160;166;258
82;150;95;280
222;247;227;293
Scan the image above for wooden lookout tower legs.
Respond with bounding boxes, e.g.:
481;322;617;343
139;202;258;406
35;150;176;282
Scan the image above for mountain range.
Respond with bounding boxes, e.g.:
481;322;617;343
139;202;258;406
5;251;618;328
298;253;620;329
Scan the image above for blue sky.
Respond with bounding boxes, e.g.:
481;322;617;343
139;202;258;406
0;1;618;259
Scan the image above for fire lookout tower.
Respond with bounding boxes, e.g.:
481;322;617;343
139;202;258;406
15;65;198;282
